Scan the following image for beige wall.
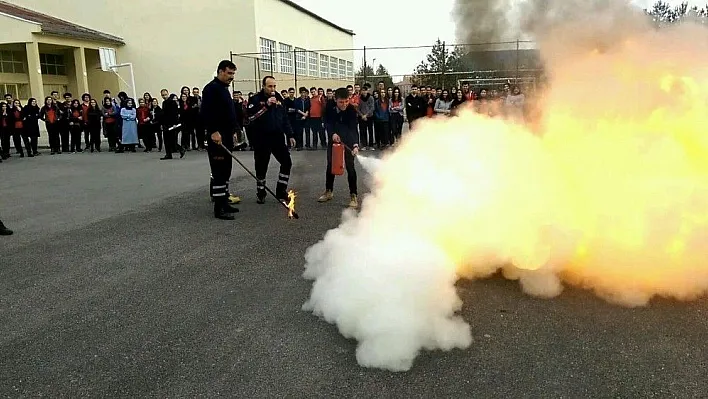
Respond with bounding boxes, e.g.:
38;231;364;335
5;0;353;98
8;0;258;98
251;0;354;92
0;13;40;44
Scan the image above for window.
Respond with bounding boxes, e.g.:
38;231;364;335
40;53;66;75
346;61;353;79
320;54;329;78
1;83;30;100
308;51;318;77
329;57;338;79
0;50;25;73
339;59;346;79
260;37;276;72
43;84;68;97
294;47;306;76
279;43;293;74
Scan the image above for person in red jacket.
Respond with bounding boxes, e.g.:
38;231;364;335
39;96;61;154
136;98;152;152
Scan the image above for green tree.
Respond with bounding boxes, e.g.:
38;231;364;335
355;63;393;88
412;38;464;89
646;1;708;27
355;64;375;87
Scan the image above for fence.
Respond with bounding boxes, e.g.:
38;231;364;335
229;40;544;95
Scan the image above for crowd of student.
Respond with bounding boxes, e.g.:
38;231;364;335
0;79;527;165
256;80;528;154
0;86;213;163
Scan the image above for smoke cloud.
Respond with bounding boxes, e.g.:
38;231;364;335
302;0;708;372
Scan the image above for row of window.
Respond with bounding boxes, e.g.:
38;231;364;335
259;38;353;79
0;50;66;76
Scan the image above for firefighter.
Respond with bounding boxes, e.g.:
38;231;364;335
201;60;241;220
318;87;360;208
245;76;296;204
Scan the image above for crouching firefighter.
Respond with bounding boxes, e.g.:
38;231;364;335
318;87;360;208
245;75;296;204
201;60;241;220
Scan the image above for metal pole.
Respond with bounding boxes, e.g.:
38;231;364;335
440;41;446;88
254;57;259;93
229;51;235;93
294;48;298;90
128;63;137;101
515;38;520;84
362;46;367;86
269;47;274;75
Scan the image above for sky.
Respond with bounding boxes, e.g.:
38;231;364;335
291;0;688;79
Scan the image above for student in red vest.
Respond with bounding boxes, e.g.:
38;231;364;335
308;86;325;149
68;100;84;153
102;97;120;151
0;102;9;159
10;99;31;157
39;96;61;154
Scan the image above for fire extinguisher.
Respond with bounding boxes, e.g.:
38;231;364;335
331;142;345;175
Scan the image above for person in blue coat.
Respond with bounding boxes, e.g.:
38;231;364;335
118;98;138;153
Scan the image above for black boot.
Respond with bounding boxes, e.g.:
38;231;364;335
223;203;240;213
0;221;13;236
214;201;235;220
256;192;266;204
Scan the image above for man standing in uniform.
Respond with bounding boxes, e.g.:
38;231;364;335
245;76;296;204
201;60;241;220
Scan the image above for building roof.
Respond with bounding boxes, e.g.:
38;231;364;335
279;0;354;36
0;1;124;45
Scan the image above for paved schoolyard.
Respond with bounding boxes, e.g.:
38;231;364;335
0;148;706;397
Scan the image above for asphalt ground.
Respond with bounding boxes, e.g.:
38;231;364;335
1;146;707;398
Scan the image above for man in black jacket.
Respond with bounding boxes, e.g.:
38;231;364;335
405;85;427;129
318;87;360;208
160;90;186;160
245;76;296;204
201;60;241;220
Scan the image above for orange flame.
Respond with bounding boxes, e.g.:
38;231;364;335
286;190;296;218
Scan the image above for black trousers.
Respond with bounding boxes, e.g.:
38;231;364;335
60;125;70;153
1;128;11;157
83;125;90;147
70;125;83;152
253;136;292;199
104;123;118;150
164;124;183;157
358;118;374;147
309;117;324;148
326;143;357;195
374;120;389;147
207;139;232;203
195;120;206;149
12;128;29;155
26;136;38;154
390;113;404;143
47;124;60;153
181;122;195;149
89;126;101;151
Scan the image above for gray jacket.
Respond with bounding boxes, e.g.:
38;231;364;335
357;94;375;118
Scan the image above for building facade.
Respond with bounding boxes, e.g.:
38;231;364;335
0;0;355;102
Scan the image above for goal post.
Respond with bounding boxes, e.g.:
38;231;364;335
98;47;136;101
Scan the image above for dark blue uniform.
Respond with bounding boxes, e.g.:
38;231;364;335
245;90;294;202
201;77;238;207
325;104;359;195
